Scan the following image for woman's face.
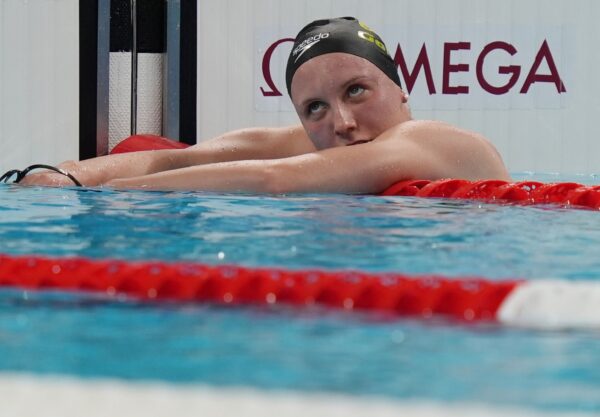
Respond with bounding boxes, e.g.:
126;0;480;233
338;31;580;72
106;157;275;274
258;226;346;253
290;53;410;150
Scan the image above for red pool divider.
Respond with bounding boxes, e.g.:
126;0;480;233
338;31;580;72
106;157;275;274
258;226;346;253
110;134;190;154
111;135;600;210
381;179;600;210
0;254;520;322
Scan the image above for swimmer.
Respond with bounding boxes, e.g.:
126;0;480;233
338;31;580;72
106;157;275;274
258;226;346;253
20;17;510;192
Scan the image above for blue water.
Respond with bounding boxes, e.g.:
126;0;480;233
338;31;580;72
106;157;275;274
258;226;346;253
0;181;599;413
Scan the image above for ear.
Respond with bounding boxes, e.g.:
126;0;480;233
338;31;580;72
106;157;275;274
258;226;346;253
400;89;409;103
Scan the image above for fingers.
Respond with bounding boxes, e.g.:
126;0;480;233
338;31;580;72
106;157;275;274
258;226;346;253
18;172;75;187
16;161;82;187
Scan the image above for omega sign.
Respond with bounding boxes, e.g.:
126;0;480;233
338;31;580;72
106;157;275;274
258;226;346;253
259;38;566;98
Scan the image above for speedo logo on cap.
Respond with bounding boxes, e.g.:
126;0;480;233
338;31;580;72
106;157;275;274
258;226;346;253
292;32;330;62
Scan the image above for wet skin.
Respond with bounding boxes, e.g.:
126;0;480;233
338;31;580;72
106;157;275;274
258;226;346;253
290;53;412;150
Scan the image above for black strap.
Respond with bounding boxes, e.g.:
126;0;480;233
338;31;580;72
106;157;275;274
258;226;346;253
0;164;82;187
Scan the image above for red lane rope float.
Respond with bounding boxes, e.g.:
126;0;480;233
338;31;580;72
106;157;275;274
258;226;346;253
381;179;600;209
0;254;520;322
110;134;190;154
111;135;600;210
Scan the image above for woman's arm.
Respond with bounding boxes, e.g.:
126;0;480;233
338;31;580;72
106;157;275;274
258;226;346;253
105;121;510;193
105;138;434;193
20;125;314;186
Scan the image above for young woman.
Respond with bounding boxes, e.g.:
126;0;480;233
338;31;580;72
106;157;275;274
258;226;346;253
21;17;510;192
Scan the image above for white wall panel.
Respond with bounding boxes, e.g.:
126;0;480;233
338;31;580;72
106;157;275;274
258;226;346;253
0;0;78;171
109;53;164;149
198;0;600;175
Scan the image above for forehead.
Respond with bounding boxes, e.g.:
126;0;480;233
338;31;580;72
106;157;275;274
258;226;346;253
290;53;384;100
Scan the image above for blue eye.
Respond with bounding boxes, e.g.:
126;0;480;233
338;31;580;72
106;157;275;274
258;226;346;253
307;101;326;115
348;85;365;97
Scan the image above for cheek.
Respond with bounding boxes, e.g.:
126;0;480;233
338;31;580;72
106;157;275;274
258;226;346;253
303;121;333;150
361;93;403;128
307;130;328;150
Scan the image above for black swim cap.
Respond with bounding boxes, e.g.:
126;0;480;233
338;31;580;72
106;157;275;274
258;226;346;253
285;17;401;97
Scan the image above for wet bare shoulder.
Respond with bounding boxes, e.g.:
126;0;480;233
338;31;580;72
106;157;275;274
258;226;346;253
377;120;510;180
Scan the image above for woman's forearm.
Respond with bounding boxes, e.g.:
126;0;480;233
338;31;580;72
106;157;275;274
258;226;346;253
104;159;275;192
17;148;186;187
56;149;185;186
103;143;390;194
21;126;313;187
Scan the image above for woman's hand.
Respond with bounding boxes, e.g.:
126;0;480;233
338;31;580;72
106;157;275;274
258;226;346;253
18;161;83;187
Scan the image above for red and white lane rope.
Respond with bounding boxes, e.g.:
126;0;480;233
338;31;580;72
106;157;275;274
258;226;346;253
0;254;598;330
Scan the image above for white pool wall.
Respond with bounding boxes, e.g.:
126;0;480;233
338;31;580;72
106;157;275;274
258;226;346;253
2;374;593;417
0;0;78;171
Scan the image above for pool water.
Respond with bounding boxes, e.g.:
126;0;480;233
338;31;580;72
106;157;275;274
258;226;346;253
0;178;599;414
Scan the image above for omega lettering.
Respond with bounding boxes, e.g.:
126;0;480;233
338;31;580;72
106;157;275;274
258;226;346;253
260;37;566;97
392;39;566;95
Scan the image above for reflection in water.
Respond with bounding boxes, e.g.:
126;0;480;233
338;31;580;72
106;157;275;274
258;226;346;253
0;184;598;280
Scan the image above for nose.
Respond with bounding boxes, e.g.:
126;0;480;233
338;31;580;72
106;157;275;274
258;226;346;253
332;103;357;139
